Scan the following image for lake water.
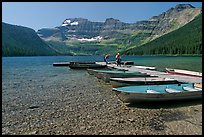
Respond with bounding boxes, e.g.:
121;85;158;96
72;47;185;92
2;56;202;83
2;55;202;134
2;55;202;100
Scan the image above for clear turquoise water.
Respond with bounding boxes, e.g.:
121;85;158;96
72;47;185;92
103;55;202;72
122;56;202;72
2;55;202;94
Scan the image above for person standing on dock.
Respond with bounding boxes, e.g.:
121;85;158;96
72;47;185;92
116;53;121;66
104;54;109;64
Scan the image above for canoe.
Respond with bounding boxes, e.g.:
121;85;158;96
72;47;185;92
87;69;129;75
165;68;202;78
109;61;134;65
112;83;202;103
69;63;107;69
53;62;71;66
132;65;156;70
110;77;180;88
87;69;156;83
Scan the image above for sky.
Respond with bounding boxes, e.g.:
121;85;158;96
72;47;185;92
2;2;202;31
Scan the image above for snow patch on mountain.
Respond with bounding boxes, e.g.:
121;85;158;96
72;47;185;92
62;19;79;26
71;21;79;26
70;36;103;42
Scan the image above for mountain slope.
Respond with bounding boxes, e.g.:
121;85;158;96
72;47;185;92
122;13;202;55
2;22;59;56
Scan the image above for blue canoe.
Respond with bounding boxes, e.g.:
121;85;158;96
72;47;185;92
87;69;156;82
112;83;202;102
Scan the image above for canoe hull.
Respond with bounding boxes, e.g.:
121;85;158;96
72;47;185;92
109;61;134;65
113;90;202;102
110;78;180;88
112;84;202;103
53;62;70;66
87;68;114;75
87;69;155;82
165;68;202;78
132;66;156;70
96;72;154;83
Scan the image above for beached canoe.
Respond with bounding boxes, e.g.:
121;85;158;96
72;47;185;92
110;77;180;88
109;61;134;65
87;69;129;75
112;83;202;103
165;68;202;78
132;65;156;70
69;62;107;69
87;69;156;82
53;62;71;66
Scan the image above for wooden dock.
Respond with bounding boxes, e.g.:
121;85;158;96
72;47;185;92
96;62;202;84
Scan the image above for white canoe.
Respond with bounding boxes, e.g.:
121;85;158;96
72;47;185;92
110;77;179;88
132;65;156;70
165;68;202;78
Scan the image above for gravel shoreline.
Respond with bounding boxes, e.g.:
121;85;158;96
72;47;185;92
2;70;202;135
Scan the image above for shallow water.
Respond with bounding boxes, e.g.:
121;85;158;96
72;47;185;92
2;55;202;100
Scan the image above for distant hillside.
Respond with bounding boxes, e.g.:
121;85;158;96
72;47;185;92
122;14;202;55
2;23;59;56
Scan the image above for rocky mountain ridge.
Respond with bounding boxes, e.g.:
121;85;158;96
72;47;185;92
37;4;201;44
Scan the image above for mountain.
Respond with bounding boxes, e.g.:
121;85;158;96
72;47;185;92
2;4;202;57
37;17;129;41
2;22;62;56
122;13;202;55
38;4;201;42
36;4;201;55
